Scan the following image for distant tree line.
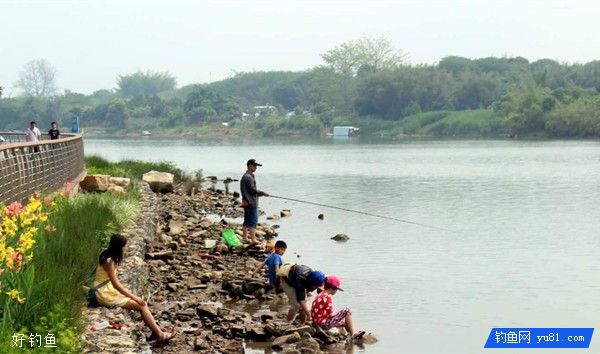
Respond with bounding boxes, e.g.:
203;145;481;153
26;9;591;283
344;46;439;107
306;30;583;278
3;37;600;137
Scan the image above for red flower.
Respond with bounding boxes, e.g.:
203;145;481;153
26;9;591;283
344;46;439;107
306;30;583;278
5;202;23;217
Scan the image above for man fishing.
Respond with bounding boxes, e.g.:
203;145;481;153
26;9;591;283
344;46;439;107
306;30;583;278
240;159;269;244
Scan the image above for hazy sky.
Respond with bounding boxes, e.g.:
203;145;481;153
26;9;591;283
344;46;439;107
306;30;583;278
1;0;599;95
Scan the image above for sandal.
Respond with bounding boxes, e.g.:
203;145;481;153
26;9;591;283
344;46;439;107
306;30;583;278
352;331;366;340
157;331;177;343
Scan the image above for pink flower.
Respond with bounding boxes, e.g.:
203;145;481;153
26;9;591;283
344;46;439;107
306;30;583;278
5;202;23;217
64;182;73;198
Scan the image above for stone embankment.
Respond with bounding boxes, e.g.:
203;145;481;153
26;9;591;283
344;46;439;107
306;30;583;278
82;182;158;353
83;182;376;353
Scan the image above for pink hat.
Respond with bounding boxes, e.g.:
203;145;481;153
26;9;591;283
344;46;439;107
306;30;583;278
325;275;343;291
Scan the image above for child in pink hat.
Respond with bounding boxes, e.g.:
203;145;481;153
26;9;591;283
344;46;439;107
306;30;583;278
310;275;365;339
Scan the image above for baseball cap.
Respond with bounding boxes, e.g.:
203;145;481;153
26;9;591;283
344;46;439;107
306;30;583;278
325;275;344;291
307;270;325;286
247;159;262;167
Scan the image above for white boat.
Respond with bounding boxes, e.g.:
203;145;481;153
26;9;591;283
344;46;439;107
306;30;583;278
141;130;152;136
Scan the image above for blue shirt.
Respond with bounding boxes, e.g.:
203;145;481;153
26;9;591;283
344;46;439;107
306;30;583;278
264;253;283;284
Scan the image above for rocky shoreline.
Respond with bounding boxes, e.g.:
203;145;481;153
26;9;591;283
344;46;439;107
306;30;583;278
84;182;376;353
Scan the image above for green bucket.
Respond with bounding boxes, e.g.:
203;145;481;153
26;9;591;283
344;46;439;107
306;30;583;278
222;228;242;247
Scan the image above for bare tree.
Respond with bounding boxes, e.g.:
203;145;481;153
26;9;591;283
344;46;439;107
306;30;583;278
321;36;408;77
16;59;57;97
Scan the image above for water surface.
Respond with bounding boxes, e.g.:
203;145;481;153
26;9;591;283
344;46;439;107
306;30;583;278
85;137;600;353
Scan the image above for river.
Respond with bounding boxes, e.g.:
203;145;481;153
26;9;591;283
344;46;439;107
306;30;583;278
85;137;600;353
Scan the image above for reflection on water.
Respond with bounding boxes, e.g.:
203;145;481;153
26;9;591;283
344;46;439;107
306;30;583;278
86;138;600;353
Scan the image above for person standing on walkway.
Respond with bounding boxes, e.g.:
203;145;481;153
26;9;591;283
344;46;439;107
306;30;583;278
48;121;60;140
240;159;269;244
25;121;42;152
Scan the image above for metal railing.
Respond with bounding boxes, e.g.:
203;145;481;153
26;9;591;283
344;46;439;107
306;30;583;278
0;132;85;205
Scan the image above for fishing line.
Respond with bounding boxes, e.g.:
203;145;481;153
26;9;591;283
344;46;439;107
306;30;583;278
269;195;456;233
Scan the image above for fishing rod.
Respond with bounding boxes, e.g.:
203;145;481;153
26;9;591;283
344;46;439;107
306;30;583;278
270;195;456;233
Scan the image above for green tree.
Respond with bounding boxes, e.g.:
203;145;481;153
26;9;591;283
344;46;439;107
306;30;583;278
105;99;128;128
184;86;239;123
117;70;176;97
355;66;454;120
499;85;552;135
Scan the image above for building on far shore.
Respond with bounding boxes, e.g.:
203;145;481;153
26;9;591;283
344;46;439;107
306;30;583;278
332;126;360;137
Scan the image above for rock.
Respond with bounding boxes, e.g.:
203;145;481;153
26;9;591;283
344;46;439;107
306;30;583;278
222;341;244;354
194;336;211;351
142;170;174;193
158;234;172;243
260;312;277;322
79;174;110;192
102;338;136;349
283;350;301;354
318;214;324;220
166;283;178;292
167;241;178;250
107;185;126;195
267;214;280;221
242;281;265;294
247;324;269;341
168;219;185;235
145;250;174;260
190;230;208;238
359;333;379;344
197;304;219;318
199;220;213;229
176;309;195;321
109;176;131;188
280;209;292;217
188;283;207;290
272;332;301;350
214;243;229;254
331;233;349;242
200;273;213;283
312;325;336;344
230;323;245;337
285;325;314;336
296;335;320;353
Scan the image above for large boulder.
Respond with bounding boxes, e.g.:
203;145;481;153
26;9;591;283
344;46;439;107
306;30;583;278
142;170;174;193
271;332;301;350
109;177;131;188
79;174;110;192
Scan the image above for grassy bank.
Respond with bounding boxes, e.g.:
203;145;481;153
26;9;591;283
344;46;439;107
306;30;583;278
85;156;185;182
332;110;506;137
81;110;506;139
